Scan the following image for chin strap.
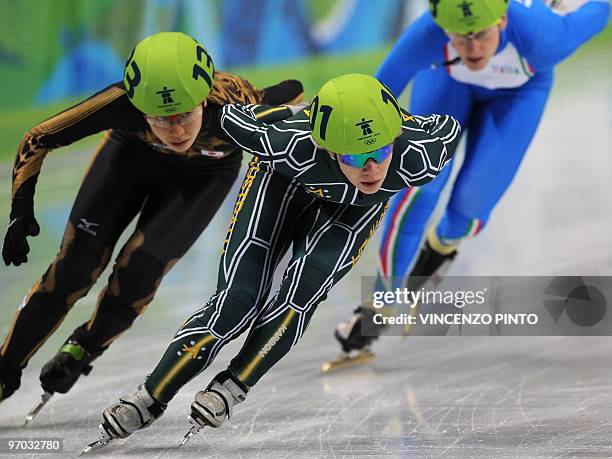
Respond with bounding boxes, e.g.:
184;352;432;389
430;56;462;70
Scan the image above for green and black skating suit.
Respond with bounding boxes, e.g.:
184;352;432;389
145;103;461;402
0;74;303;399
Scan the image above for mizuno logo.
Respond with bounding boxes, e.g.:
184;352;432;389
77;218;99;236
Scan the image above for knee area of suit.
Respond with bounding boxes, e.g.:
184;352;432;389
439;209;486;239
46;241;108;291
291;260;332;299
217;289;261;317
445;208;474;225
107;251;165;303
27;242;107;311
197;288;262;335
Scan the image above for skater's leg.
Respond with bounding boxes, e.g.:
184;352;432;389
227;200;388;387
44;160;239;395
0;136;146;399
433;81;552;247
72;157;240;353
378;70;472;286
94;162;312;441
177;200;388;434
143;162;312;404
377;168;451;288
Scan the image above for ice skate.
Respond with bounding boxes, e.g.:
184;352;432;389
405;228;458;292
322;306;386;372
324;228;457;374
81;384;165;455
321;347;376;373
24;391;53;425
322;302;420;372
24;339;101;425
179;374;247;446
40;339;101;393
79;422;115;455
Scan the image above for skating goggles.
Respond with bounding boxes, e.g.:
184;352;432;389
337;144;394;168
447;23;499;44
145;105;202;128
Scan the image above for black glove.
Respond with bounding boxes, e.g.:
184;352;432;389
261;80;304;105
2;207;40;266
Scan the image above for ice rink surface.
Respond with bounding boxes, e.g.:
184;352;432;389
0;50;611;457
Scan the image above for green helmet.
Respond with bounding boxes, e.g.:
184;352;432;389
309;74;402;155
429;0;509;35
123;32;215;116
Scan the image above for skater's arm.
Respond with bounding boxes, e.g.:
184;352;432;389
252;104;305;123
204;72;303;152
10;83;145;209
512;0;610;69
376;13;447;97
415;113;461;168
207;71;303;113
218;103;300;161
5;83;145;266
398;112;461;187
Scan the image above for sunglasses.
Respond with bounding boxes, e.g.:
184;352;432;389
337;144;394;168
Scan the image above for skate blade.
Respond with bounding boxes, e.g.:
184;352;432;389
80;424;114;455
321;350;375;373
24;391;53;426
178;416;203;448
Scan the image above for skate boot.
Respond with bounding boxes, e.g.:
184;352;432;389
39;339;102;394
335;306;383;353
23;338;103;425
0;358;22;402
81;384;166;454
406;227;458;292
180;371;248;446
323;306;385;372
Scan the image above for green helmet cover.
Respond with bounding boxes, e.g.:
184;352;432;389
123;32;214;116
309;74;402;155
429;0;509;35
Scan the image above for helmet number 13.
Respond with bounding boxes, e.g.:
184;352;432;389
192;45;213;89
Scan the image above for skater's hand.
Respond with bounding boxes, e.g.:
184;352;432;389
2;210;40;266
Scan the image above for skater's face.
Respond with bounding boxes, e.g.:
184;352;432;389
447;15;508;71
146;103;204;152
336;148;393;194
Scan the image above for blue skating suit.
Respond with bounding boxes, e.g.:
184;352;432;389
376;0;609;287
